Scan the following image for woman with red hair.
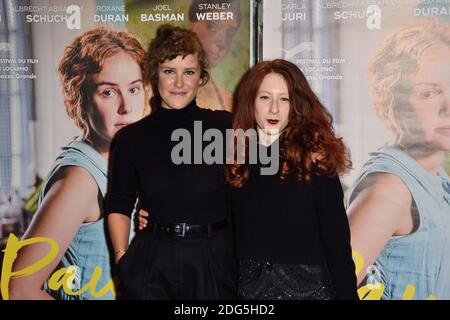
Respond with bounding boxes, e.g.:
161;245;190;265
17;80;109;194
225;59;357;300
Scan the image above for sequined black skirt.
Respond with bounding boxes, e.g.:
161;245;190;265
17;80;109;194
238;259;336;300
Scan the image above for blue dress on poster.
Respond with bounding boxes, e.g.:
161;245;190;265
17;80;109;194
347;146;450;300
40;140;115;300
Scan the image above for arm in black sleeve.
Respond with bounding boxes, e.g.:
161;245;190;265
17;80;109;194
314;175;359;300
105;129;138;218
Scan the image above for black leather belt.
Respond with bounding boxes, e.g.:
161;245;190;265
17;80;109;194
149;219;228;237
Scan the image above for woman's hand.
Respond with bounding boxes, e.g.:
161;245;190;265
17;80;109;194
114;249;126;264
138;209;149;230
108;213;131;265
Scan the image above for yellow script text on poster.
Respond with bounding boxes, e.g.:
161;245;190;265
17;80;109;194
0;233;115;300
0;234;438;300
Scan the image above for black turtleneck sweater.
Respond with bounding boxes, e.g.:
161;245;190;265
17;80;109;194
229;143;358;300
105;99;232;224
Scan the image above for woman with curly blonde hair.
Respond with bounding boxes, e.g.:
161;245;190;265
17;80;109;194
347;21;450;300
8;27;148;300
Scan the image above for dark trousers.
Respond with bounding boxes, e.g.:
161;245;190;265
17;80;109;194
117;227;237;299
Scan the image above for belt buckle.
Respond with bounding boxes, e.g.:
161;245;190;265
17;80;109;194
174;222;187;237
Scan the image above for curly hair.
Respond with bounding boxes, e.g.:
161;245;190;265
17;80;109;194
225;59;351;188
368;20;450;144
145;24;210;111
58;27;147;138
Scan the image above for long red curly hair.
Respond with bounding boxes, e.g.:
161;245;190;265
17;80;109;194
225;59;351;188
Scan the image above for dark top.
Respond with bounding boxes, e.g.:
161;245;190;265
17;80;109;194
105;98;232;224
229;143;358;299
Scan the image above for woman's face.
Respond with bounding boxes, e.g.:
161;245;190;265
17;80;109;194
407;46;450;151
190;18;239;67
89;51;145;145
158;54;202;110
254;72;290;135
